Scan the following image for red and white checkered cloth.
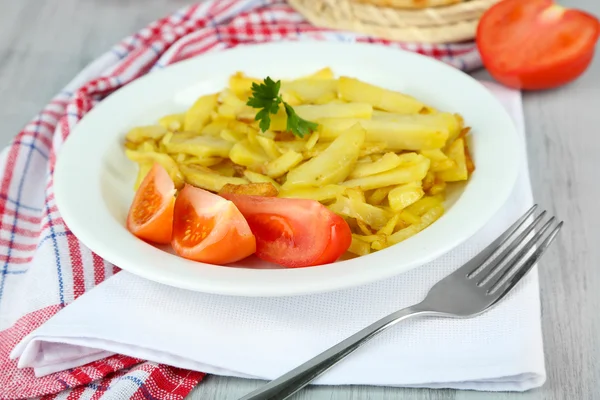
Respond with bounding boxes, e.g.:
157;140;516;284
0;0;483;398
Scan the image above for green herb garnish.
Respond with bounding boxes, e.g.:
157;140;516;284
246;77;318;138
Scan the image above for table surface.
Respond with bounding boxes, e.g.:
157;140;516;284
1;1;599;399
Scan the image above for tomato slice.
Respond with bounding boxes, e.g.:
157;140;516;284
477;0;600;90
220;194;352;268
171;185;256;264
127;163;176;244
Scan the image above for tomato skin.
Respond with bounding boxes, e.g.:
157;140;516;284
312;213;352;266
126;163;175;244
220;194;352;268
171;185;256;264
477;0;600;90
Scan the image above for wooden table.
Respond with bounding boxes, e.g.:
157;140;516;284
1;1;598;399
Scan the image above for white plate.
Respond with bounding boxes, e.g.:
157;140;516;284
54;41;521;297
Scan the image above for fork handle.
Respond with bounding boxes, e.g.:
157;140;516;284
238;304;432;400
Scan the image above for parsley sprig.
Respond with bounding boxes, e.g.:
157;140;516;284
246;77;318;138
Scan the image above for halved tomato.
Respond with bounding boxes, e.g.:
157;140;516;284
172;185;256;264
477;0;600;90
219;194;352;268
127;163;176;244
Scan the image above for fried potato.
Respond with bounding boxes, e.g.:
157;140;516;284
283;124;366;188
125;149;184;189
134;162;152;190
158;113;185;132
295;103;373;121
388;182;425;212
125;125;167;144
420;148;455;172
366;186;393;206
165;135;233;158
328;195;391;230
243;170;281;190
348;235;371;256
201;119;230;136
437;138;468;182
229;139;270;168
318;118;448;150
278;184;345;202
218;182;278;197
229;72;259;96
256;136;281;160
349;152;403;179
263;150;303;178
341;154;430;191
180;164;247;192
184;93;218;133
282;79;338;104
180;156;223;167
405;194;444;216
388;205;444;245
338;76;424;114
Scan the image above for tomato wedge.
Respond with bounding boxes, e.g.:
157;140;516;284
127;163;175;244
477;0;600;90
172;185;256;264
220;194;352;268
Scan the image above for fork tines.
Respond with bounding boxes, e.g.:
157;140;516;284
467;205;563;296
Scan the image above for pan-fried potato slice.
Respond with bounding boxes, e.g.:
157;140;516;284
242;170;281;190
282;79;338;103
318;118;448;150
295;103;372;121
211;160;236;177
133;162;153;190
125;149;185;189
263;150;303;178
341;155;430;191
358;142;388;158
388;205;444;245
420;148;455;172
300;67;335;80
373;112;461;142
305;131;320;150
366;186;394;206
388;182;425;212
283;124;366;188
348;235;371;256
437;138;468;181
229;72;259;96
338;76;424;114
220;129;246;143
158;113;185;132
328;195;391;230
275;140;307;153
427;177;446;195
125;125;167;144
180;156;223;167
345;187;366;203
405;194;444;216
256;136;281;160
165;135;233;158
356;219;372;235
180;164;247;192
349;152;403;179
229;139;270;168
377;214;401;236
184;93;218;133
218;182;278;197
278;184;345;202
201;119;230;136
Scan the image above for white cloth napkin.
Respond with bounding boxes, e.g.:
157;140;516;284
10;81;546;392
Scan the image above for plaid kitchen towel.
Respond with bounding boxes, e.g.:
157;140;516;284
0;0;482;398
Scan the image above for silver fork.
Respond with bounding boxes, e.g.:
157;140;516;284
239;205;562;400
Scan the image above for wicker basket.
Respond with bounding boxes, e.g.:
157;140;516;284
288;0;500;43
